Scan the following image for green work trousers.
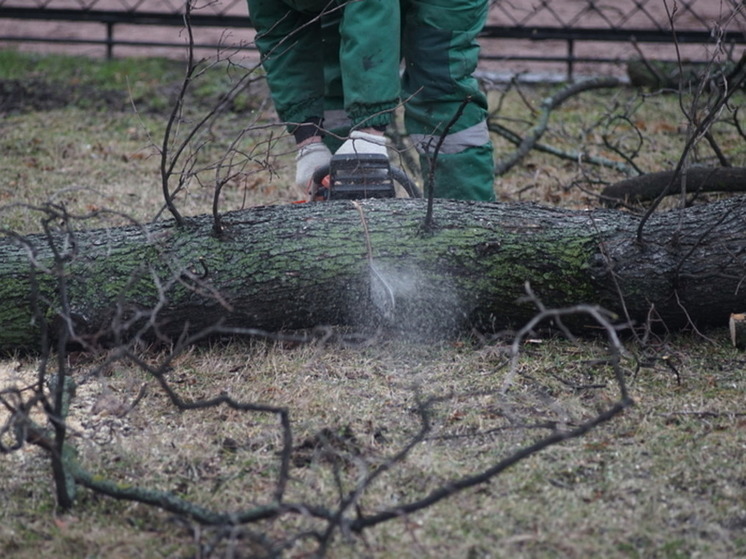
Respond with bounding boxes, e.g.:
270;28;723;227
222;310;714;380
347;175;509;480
248;0;400;129
247;0;495;201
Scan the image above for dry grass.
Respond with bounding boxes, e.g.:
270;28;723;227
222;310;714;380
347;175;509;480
2;335;745;558
1;50;746;558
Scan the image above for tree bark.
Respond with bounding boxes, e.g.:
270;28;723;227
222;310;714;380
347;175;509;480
2;197;746;352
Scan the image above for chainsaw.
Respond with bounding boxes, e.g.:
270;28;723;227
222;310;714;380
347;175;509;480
309;154;421;201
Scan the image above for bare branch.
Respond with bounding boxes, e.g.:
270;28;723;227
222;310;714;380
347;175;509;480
493;77;622;176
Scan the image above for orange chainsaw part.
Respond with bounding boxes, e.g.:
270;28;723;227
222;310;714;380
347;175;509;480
292;174;330;203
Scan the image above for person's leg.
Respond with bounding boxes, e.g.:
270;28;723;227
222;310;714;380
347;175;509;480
337;0;401;130
401;0;495;201
248;0;326;125
320;11;349;152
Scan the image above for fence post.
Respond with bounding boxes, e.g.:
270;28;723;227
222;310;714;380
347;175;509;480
106;21;114;59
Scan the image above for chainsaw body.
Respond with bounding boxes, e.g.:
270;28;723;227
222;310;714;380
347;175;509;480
311;154;396;201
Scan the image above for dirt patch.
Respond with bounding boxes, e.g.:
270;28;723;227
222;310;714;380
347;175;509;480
0;78;129;113
0;74;269;116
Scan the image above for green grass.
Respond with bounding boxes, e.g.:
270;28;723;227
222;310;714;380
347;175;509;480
0;49;134;80
1;49;746;558
0;49;183;93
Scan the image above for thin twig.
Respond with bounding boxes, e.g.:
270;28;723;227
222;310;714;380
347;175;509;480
423;97;471;231
159;1;196;226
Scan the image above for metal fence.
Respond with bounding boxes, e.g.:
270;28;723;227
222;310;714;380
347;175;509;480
0;0;744;79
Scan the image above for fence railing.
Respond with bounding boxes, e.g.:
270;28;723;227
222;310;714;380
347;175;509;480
0;0;743;80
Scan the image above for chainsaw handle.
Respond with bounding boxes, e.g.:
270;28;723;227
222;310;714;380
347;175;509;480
391;166;422;198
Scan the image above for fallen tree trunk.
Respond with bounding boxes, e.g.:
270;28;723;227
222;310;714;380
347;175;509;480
2;197;746;352
601;167;746;206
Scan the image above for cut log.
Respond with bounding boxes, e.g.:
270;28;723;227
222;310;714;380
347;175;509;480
729;313;746;349
2;197;746;352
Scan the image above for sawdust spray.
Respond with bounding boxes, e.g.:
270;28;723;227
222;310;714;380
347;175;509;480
366;260;465;338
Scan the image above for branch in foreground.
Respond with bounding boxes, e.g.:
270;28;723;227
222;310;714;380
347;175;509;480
346;296;633;534
350;398;631;533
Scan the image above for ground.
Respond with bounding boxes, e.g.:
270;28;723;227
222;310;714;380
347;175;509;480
1;334;745;558
1;31;746;559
